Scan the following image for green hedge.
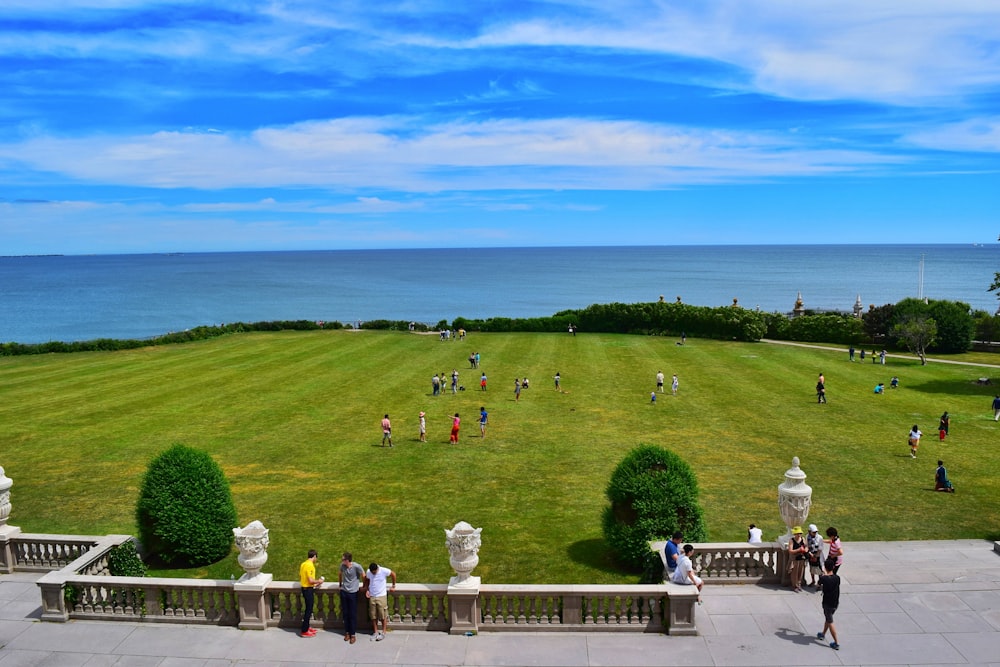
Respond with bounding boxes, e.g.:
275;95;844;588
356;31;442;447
136;444;238;567
602;444;707;573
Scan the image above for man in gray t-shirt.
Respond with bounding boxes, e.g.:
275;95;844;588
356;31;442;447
339;552;365;643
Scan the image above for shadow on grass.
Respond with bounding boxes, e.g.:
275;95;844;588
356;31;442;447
906;378;999;396
565;538;632;577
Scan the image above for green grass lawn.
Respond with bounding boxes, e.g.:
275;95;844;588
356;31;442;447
2;331;998;584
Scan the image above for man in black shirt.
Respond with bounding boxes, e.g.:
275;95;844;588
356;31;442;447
816;558;841;650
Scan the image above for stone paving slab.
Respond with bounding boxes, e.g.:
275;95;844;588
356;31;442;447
0;540;997;667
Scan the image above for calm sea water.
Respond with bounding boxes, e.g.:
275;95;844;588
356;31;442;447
1;245;997;344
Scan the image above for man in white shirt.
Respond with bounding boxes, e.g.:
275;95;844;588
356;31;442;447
747;524;763;544
364;563;397;641
671;544;703;601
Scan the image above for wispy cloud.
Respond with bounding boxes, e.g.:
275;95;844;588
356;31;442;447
0;116;902;192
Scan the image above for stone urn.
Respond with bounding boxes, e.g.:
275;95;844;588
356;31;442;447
445;521;482;587
233;520;269;581
0;467;11;527
777;457;812;546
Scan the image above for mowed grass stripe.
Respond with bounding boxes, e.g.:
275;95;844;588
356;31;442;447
1;330;997;584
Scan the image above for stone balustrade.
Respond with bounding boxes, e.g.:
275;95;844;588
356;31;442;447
478;584;677;633
691;542;781;584
5;534;103;572
651;539;781;585
19;533;696;634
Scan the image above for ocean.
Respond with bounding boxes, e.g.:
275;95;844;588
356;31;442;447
1;245;997;344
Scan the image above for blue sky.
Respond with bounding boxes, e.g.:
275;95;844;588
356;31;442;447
1;1;998;254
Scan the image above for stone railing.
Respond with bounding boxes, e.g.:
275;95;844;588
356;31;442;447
651;540;781;585
24;534;695;635
692;543;781;584
478;584;688;634
265;582;450;631
2;533;107;573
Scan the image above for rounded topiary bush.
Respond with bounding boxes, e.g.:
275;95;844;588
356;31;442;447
136;444;238;566
602;444;707;571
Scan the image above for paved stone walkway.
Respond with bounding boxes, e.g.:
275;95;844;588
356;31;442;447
2;540;999;666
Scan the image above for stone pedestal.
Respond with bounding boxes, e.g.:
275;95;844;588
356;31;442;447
36;572;69;622
0;525;22;574
664;582;699;636
447;581;480;635
235;573;273;630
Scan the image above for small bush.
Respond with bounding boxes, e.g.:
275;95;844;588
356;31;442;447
108;540;147;577
602;444;707;571
136;444;238;566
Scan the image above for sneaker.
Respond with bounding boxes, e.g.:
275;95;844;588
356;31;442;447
816;632;825;640
301;629;317;637
376;631;385;641
344;633;350;641
830;642;840;650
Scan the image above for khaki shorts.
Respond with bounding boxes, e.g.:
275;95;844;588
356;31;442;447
369;595;388;620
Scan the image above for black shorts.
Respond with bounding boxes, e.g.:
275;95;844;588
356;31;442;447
823;606;838;624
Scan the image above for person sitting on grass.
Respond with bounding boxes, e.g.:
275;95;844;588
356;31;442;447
935;460;956;493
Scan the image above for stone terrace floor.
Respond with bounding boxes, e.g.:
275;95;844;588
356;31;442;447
1;539;999;666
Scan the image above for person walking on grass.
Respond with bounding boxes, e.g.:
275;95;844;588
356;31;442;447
939;412;950;441
908;424;922;458
449;413;461;443
992;395;1000;421
298;549;324;638
554;372;561;391
656;370;664;393
650;391;657;404
672;374;679;396
514;378;521;402
380;414;392;447
480;373;487;391
339;552;365;644
364;563;396;641
418;411;426;442
816;558;841;651
479;406;488;438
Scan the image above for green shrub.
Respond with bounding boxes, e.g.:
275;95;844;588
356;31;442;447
108;540;147;577
602;444;707;571
136;444;238;566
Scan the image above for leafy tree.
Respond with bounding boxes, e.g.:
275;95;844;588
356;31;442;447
894;298;972;354
974;311;1000;343
862;303;895;344
893;314;937;365
136;444;238;566
926;299;973;353
602;445;707;573
989;272;1000;302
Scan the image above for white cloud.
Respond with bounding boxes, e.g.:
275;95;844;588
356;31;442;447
0;117;900;192
904;117;1000;153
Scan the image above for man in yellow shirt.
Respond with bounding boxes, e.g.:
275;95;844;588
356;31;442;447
299;549;324;637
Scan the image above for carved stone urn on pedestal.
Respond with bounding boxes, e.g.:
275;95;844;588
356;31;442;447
445;521;482;587
777;456;812;547
233;520;270;581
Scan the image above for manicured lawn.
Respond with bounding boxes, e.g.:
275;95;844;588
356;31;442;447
1;331;997;584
